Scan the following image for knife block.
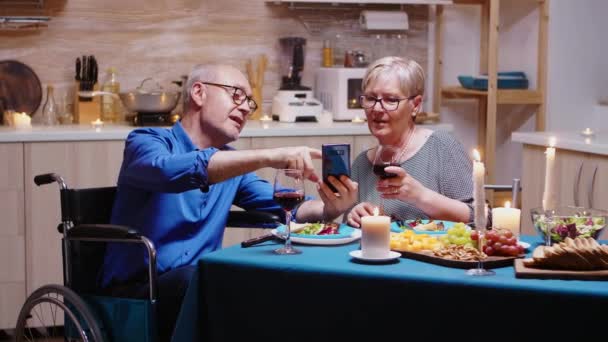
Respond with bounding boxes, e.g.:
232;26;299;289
73;81;101;124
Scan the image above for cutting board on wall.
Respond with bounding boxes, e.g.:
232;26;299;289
514;259;608;281
0;60;42;117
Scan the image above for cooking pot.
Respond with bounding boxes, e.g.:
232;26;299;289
80;77;181;114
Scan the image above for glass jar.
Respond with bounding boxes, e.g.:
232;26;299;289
100;67;121;123
41;85;58;126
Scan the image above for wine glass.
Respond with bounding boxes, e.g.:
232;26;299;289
273;169;306;255
372;145;399;214
466;221;495;276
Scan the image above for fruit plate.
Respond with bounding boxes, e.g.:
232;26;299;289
393;249;523;269
391;220;465;235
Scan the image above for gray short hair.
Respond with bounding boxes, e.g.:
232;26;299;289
182;64;221;113
362;56;425;97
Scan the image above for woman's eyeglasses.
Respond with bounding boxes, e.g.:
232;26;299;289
202;82;258;113
359;94;417;112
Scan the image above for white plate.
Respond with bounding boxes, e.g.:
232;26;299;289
349;250;401;262
271;228;361;246
518;241;531;250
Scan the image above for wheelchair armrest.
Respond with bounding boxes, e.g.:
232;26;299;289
67;224;141;240
227;210;281;229
67;223;159;301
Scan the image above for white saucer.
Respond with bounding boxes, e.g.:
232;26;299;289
349;250;401;263
518;241;531;250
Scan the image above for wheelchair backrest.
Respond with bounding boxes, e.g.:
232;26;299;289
62;187;117;295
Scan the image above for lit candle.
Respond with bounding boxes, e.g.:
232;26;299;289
259;114;272;122
580;127;594;137
351;116;365;123
91;118;104;131
491;201;521;238
360;207;391;258
13;112;32;130
542;137;557;211
472;149;486;230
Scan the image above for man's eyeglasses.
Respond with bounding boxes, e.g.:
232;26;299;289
202;82;258;113
359;94;417;112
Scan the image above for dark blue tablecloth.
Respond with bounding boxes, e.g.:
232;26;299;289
175;236;608;341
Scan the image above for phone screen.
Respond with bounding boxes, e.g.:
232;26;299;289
322;144;351;193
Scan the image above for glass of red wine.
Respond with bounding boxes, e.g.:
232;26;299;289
273;169;305;255
372;145;399;213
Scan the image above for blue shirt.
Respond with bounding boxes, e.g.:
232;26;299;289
100;121;283;287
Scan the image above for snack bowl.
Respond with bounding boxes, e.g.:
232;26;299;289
530;206;607;243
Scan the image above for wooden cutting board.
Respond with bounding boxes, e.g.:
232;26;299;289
395;249;520;269
0;60;42;117
514;259;608;280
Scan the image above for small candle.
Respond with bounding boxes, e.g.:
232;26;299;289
472;149;486;230
13;112;32;130
351;116;365;123
259;114;272;122
91;118;104;131
360;207;391;258
580;127;594;137
491;201;521;238
542;137;557;211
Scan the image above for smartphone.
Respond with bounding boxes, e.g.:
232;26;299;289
322;144;351;193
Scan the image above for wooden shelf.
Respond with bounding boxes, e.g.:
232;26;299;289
441;86;543;104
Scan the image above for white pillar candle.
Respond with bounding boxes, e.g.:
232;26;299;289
472;149;486;230
542;137;557;211
360;207;391;258
13;112;32;130
491;201;521;237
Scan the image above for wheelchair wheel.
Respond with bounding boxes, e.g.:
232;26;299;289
15;284;104;342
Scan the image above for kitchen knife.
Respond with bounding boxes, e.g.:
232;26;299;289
91;55;98;85
241;233;281;248
81;55;88;90
75;57;81;81
240;223;309;248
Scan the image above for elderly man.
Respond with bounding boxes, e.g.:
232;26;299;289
100;64;357;341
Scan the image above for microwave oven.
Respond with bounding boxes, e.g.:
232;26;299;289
315;67;366;121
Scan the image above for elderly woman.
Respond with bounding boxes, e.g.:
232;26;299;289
345;56;473;228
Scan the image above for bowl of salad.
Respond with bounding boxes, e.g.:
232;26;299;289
530;206;607;243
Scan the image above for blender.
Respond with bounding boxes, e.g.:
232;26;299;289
271;37;323;122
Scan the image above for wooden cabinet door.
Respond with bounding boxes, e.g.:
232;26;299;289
521;145;546;235
587;153;608;211
556;149;589;208
0;143;26;329
24;141;124;295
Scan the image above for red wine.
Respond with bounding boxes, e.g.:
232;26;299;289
373;163;399;179
273;192;304;211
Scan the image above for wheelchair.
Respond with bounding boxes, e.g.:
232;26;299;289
14;173;280;342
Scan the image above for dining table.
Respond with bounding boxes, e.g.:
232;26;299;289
171;235;608;341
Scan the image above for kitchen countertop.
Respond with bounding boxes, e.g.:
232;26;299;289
512;130;608;156
0;121;453;143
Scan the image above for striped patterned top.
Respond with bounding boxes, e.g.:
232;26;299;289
350;130;474;222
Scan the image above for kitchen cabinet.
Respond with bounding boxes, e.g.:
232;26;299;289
0;143;25;330
24;141;125;295
520;144;608;235
433;0;549;192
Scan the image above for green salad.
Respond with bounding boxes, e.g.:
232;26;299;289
533;214;606;242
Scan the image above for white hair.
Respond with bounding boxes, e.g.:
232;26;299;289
182;64;223;113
